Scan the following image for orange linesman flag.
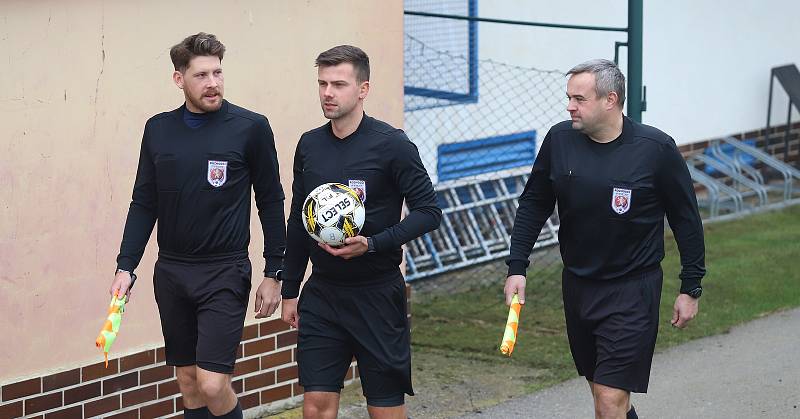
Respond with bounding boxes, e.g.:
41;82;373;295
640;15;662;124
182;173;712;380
500;294;522;356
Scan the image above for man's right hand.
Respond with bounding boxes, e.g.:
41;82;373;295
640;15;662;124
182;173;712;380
281;298;299;328
110;271;134;302
504;275;527;306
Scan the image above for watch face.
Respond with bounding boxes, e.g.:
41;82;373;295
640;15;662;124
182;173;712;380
688;287;702;298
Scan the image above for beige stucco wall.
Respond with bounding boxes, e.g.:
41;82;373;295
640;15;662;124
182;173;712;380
0;0;404;383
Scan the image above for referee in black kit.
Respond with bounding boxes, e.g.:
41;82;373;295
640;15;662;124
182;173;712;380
109;33;286;419
504;59;705;419
281;45;441;418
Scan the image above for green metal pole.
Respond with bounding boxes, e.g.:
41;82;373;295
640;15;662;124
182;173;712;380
627;0;643;122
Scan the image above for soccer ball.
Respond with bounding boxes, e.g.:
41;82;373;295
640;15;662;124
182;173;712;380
302;183;366;246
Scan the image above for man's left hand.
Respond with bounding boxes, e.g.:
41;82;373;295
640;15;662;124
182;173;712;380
671;293;700;328
254;276;281;319
318;236;368;260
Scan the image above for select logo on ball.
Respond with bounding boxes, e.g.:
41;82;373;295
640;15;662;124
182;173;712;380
302;183;366;246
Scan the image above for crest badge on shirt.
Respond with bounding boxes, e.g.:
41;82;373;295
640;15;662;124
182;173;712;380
349;179;366;203
207;160;228;188
611;187;632;214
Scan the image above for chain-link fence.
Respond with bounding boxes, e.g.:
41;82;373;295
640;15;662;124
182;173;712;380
401;2;800;294
403;28;570;291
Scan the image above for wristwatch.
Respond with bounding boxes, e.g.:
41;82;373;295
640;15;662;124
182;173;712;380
266;269;283;282
366;237;376;253
682;286;703;299
115;268;137;288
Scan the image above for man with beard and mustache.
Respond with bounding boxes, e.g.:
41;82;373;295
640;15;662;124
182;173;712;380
504;59;706;419
109;32;286;419
281;45;441;418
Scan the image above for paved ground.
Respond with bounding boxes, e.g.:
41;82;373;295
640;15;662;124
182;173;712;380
460;308;800;419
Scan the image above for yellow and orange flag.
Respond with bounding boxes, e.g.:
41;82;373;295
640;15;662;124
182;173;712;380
500;294;522;356
95;294;126;368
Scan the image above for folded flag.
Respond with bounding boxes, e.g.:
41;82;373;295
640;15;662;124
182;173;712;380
95;294;127;368
500;294;521;356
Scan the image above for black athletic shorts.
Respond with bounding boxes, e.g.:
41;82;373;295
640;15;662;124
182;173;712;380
296;274;413;407
153;256;252;374
562;265;663;393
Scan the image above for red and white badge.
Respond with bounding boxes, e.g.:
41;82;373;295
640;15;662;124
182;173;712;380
611;187;632;214
349;179;366;203
207;160;228;187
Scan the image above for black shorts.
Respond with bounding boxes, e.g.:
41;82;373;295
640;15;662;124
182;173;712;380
153;257;252;374
296;274;413;407
562;266;663;393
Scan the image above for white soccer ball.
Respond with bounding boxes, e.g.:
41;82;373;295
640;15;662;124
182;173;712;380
302;183;366;246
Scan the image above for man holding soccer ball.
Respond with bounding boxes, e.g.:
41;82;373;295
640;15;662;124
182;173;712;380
281;45;441;418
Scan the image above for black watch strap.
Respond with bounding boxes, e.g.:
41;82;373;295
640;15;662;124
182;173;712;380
367;237;376;253
266;269;283;281
682;286;703;299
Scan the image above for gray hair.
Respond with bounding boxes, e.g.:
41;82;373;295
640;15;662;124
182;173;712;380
567;59;626;108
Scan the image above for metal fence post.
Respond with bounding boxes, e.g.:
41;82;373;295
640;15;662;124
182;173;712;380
627;0;643;122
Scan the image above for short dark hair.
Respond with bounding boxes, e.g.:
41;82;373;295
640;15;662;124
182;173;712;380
567;59;626;108
170;32;226;73
315;45;370;83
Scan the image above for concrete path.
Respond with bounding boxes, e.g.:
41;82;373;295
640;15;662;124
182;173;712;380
460;308;800;419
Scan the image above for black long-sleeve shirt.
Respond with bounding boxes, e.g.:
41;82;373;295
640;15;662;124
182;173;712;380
507;117;705;292
282;114;442;298
116;100;286;275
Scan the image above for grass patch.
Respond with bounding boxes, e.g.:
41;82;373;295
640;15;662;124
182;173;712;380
657;205;800;347
410;205;800;396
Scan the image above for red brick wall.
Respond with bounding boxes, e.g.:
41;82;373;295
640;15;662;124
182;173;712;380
0;320;338;418
1;283;412;418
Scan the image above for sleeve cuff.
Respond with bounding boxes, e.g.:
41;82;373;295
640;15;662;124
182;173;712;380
281;280;301;299
371;233;392;253
116;257;137;274
679;277;702;294
264;256;284;276
506;260;529;277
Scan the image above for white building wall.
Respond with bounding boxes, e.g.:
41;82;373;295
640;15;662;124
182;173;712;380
477;0;800;144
